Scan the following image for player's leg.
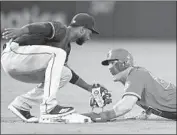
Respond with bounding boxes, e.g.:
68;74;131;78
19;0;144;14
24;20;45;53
8;83;44;123
2;42;74;122
8;66;73;122
9;66;72;111
1;43;51;83
40;64;75;120
10;66;72;110
58;66;73;89
38;66;74;123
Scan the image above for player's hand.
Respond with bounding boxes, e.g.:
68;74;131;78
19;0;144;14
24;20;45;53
134;111;151;120
90;84;112;108
2;28;23;39
82;112;109;122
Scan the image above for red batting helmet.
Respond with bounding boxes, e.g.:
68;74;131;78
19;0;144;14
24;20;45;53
102;48;134;71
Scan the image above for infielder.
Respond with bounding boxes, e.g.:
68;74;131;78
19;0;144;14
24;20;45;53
1;13;111;123
84;48;176;121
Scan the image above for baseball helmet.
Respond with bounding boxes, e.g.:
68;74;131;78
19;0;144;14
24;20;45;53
101;48;134;72
69;13;99;34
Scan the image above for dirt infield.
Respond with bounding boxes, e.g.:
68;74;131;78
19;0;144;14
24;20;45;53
1;118;176;134
1;40;176;134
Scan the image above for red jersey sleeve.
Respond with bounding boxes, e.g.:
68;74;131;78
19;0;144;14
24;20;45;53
122;70;145;100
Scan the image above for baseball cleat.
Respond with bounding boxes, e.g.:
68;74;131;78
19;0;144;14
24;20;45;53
39;105;75;123
8;104;38;123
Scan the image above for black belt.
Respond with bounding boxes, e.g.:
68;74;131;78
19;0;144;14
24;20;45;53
141;105;176;120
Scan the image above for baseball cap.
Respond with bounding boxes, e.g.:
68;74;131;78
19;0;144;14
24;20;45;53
101;48;134;66
70;13;99;34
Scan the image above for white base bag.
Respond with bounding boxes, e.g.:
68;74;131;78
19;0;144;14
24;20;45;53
62;113;93;124
39;113;92;124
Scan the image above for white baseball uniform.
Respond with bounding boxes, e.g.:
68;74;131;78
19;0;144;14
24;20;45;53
1;22;75;114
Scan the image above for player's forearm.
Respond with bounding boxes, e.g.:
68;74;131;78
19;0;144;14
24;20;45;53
74;78;92;92
99;100;134;121
98;107;130;121
113;106;131;117
99;109;117;121
111;97;137;118
21;22;53;37
68;66;92;92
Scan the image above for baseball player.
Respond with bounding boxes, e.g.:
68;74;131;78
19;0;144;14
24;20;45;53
84;48;176;122
1;13;109;123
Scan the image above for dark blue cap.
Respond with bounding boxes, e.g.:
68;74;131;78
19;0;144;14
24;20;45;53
70;13;99;34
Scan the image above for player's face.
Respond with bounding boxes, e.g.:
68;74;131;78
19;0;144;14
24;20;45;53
108;60;133;82
108;60;120;75
76;28;92;45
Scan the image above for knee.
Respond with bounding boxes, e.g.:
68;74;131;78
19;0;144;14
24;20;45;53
54;48;66;57
61;66;72;82
59;67;72;87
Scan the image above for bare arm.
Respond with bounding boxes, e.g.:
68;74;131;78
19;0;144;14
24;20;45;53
90;95;138;121
112;95;138;117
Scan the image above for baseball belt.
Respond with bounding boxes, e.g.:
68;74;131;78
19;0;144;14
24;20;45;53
141;105;176;121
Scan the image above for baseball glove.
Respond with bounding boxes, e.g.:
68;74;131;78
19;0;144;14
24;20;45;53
90;84;112;108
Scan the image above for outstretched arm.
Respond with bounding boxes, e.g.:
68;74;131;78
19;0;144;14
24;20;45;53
69;70;92;92
67;65;110;95
84;95;138;122
66;65;92;92
2;22;54;39
74;77;93;92
102;95;138;119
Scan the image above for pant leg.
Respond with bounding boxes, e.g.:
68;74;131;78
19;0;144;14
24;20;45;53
11;83;44;111
58;66;72;89
2;43;52;83
40;49;67;114
10;66;72;111
2;42;67;114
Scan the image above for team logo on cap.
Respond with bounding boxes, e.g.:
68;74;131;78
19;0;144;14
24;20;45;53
127;55;130;59
72;19;76;23
107;50;112;59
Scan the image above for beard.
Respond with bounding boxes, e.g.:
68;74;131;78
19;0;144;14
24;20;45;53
76;37;85;45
